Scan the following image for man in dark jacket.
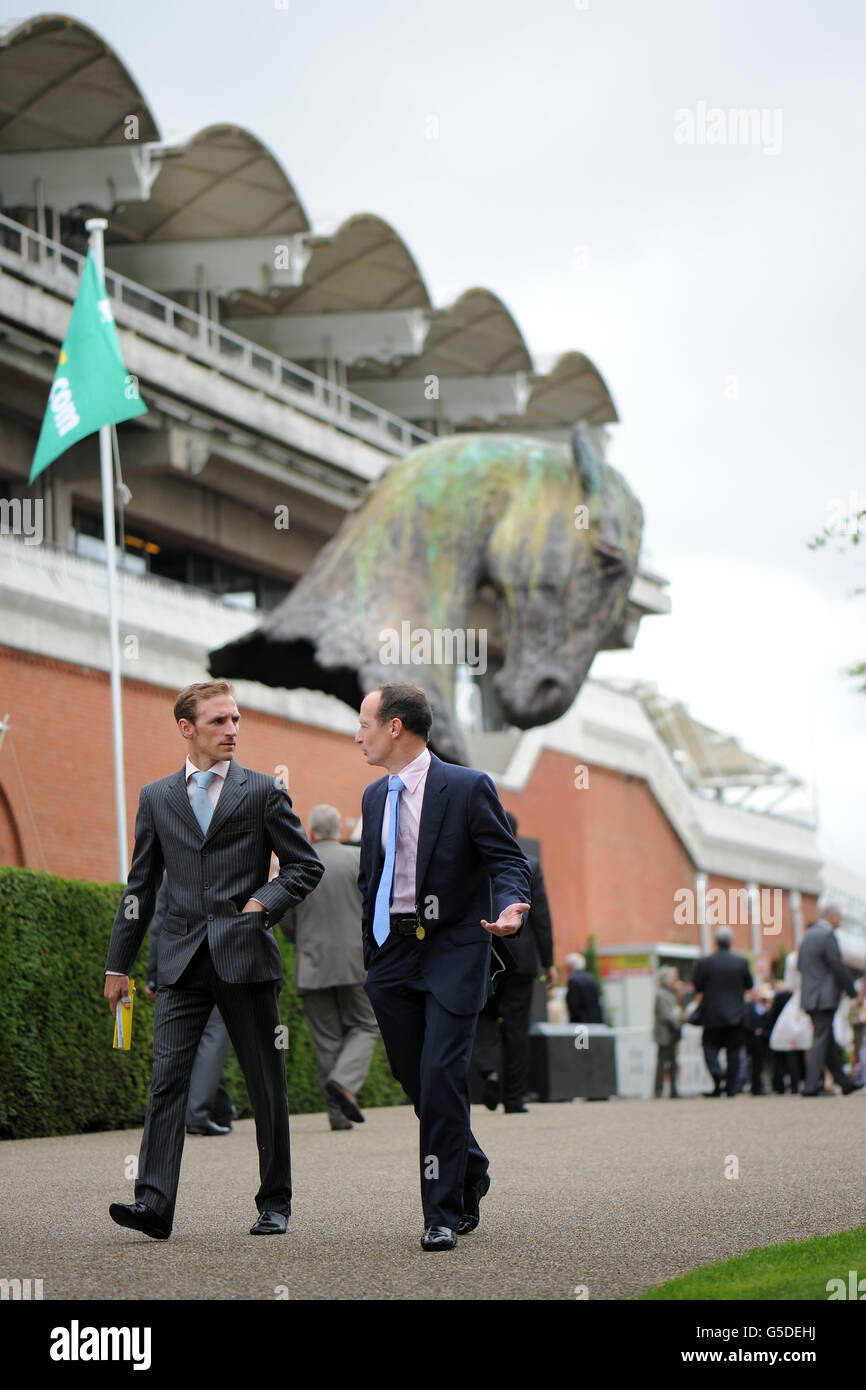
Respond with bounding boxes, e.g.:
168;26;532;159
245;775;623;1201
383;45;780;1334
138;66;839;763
693;926;753;1097
356;683;531;1251
474;813;555;1113
566;954;604;1024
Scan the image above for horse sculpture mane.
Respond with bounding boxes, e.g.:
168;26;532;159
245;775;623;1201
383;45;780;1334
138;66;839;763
210;427;643;764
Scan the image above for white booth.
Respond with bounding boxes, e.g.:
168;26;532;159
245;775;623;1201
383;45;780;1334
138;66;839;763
597;943;713;1099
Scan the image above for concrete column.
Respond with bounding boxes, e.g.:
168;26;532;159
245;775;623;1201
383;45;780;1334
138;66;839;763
790;890;804;948
695;872;709;954
747;880;761;955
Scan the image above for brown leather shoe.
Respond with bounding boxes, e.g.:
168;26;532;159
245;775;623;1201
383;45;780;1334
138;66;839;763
326;1079;364;1123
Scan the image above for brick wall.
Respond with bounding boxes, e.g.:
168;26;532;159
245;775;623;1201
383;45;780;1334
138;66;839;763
0;645;816;967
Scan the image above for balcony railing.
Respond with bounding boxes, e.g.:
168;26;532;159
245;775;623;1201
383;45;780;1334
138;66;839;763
0;212;433;457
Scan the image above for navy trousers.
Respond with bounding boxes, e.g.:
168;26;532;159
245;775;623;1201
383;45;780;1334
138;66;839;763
364;932;488;1230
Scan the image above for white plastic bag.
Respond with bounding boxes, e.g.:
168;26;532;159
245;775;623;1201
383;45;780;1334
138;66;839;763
769;990;813;1051
833;1000;853;1050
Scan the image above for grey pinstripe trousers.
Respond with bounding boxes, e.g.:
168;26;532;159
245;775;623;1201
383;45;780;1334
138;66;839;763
136;942;291;1225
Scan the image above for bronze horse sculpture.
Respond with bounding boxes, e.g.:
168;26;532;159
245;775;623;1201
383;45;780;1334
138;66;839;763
210;425;644;764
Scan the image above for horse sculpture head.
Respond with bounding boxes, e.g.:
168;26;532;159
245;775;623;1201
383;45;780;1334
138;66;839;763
210;426;643;764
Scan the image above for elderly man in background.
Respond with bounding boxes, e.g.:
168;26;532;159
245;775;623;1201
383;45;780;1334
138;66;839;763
798;895;862;1098
653;966;683;1098
279;804;380;1129
565;952;604;1024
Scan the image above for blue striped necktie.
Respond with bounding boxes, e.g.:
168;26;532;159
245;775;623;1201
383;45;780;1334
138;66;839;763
372;776;405;945
190;769;216;834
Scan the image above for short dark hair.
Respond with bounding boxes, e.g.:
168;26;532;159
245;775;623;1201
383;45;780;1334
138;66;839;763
376;683;433;741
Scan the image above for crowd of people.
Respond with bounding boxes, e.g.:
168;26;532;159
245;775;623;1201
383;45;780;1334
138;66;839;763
653;906;866;1099
102;676;861;1254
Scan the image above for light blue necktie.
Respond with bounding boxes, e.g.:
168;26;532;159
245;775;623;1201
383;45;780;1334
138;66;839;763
190;769;216;834
372;776;405;945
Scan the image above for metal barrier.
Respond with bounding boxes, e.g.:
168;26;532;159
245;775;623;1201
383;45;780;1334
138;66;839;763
0;212;432;456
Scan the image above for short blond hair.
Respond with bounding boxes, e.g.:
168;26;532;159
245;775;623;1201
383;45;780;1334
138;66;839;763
174;681;235;724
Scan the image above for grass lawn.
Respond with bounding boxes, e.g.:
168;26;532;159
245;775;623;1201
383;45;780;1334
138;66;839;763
637;1227;866;1300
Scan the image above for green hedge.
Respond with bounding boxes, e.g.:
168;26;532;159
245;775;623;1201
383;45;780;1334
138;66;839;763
0;866;403;1140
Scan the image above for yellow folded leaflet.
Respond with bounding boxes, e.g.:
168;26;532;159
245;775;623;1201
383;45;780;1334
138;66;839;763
113;979;135;1050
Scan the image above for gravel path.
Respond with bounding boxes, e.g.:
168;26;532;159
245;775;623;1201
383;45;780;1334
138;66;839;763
2;1094;864;1301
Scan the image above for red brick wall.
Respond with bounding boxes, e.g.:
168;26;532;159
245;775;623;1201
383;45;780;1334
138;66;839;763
0;645;378;883
504;751;698;962
701;873;816;968
0;646;818;970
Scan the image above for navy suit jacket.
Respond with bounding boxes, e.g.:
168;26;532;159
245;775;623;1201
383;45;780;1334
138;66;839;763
358;752;532;1016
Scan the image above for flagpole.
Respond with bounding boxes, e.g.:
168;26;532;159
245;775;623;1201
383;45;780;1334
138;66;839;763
84;217;128;883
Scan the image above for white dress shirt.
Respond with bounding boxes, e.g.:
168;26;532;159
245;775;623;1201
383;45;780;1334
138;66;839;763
381;747;431;914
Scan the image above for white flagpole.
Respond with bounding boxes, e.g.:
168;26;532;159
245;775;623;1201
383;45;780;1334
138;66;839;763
84;217;128;882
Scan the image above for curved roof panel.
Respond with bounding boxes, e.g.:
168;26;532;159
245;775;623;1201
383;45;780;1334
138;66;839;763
255;213;431;315
363;287;532;379
0;14;159;149
107;123;310;243
511;351;618;427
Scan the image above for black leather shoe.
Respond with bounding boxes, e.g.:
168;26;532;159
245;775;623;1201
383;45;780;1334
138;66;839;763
842;1080;864;1095
211;1106;237;1126
504;1103;529;1113
420;1225;457;1251
482;1072;500;1111
802;1090;832;1097
250;1210;289;1235
186;1120;231;1135
456;1172;490;1235
325;1079;365;1123
109;1201;171;1240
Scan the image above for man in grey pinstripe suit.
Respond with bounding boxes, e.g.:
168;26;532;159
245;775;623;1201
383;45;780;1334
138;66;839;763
104;681;323;1239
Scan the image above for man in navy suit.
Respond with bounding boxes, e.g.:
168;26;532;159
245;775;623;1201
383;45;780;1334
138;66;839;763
356;683;531;1251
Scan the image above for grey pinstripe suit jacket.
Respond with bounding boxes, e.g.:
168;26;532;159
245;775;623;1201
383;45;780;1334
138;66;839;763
105;761;324;985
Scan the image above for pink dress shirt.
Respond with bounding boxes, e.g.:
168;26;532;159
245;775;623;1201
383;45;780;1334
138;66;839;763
380;747;431;914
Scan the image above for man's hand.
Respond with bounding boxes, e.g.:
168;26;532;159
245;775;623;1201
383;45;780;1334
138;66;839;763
145;985;157;1004
544;966;559;988
104;974;131;1017
481;903;531;937
241;899;265;913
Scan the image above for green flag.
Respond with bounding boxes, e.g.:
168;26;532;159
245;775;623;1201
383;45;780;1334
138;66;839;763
29;250;147;483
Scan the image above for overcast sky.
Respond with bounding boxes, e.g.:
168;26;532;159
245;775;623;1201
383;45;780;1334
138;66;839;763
9;0;864;876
